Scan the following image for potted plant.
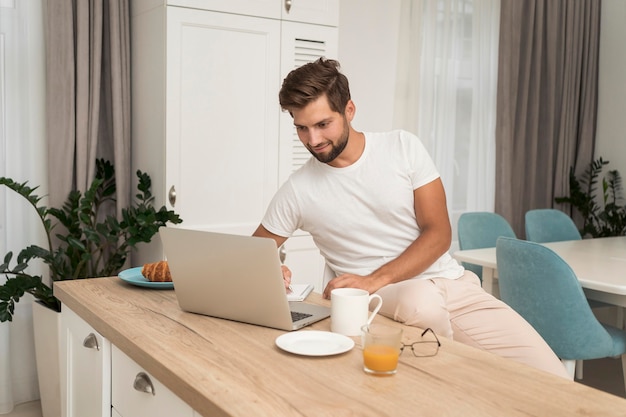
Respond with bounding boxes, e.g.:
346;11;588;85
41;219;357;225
555;157;626;237
0;158;182;320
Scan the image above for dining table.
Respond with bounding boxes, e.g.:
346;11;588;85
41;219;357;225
54;276;626;417
453;236;626;308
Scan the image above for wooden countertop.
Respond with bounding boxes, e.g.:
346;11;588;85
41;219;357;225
55;277;626;417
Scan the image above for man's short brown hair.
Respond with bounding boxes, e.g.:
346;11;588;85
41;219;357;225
279;58;351;115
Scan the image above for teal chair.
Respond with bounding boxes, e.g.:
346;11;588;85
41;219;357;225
525;208;616;312
458;212;516;282
525;209;581;243
496;237;626;385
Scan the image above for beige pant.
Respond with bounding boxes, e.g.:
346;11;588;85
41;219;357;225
375;271;570;379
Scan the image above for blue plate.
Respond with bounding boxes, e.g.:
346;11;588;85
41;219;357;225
118;267;174;289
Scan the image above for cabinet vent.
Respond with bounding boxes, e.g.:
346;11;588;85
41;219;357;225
290;37;329;173
293;38;327;68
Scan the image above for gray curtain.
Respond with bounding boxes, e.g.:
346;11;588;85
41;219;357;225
495;0;601;237
44;0;130;216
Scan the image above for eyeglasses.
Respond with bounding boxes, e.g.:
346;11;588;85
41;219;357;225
400;328;441;357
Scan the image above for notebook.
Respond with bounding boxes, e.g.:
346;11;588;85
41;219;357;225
159;227;330;331
287;284;314;302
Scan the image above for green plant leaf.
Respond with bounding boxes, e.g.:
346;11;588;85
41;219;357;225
556;157;626;238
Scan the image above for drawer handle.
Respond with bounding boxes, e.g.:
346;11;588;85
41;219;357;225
133;372;156;396
82;333;100;351
284;0;292;13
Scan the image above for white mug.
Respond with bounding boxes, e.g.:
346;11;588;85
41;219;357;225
330;288;383;336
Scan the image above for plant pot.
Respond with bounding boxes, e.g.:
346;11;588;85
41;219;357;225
32;301;61;417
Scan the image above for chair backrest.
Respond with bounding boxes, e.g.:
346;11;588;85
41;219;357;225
525;209;581;243
457;212;516;280
496;237;612;359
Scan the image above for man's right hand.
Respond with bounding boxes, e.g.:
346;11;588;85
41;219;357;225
281;264;293;291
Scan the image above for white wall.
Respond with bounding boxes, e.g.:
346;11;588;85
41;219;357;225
338;0;402;132
596;0;626;177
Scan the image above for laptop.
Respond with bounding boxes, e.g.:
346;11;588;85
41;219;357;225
159;227;330;331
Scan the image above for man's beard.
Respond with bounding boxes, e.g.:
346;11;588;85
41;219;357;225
307;123;349;164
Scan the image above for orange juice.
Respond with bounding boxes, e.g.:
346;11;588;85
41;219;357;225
363;344;399;373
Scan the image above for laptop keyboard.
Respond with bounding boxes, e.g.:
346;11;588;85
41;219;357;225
291;311;313;322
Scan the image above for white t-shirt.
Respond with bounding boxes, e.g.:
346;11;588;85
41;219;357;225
261;130;464;280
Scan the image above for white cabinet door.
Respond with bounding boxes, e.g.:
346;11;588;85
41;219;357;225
60;306;111;417
132;5;282;265
112;346;195;417
165;8;281;234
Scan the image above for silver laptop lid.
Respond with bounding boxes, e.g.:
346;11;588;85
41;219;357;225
158;228;328;331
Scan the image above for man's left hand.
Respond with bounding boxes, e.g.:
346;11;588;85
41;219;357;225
322;273;383;299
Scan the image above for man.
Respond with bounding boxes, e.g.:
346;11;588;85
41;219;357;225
253;58;568;378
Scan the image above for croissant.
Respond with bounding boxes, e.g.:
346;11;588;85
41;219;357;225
141;260;172;282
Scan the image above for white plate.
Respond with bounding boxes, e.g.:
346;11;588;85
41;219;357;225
275;330;355;356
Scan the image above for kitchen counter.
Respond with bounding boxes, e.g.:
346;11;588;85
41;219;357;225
55;277;626;417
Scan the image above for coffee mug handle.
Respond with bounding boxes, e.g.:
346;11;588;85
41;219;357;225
366;294;383;326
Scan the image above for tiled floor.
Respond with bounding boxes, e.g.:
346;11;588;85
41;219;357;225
4;358;624;417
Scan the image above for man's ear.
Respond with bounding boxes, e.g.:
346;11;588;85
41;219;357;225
345;100;356;121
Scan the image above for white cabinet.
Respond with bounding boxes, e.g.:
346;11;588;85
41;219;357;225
111;346;194;417
59;306;111;417
167;0;280;19
281;0;339;26
158;0;339;25
131;1;338;289
60;304;202;417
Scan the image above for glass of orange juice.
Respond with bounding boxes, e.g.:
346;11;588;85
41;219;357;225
361;324;403;375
